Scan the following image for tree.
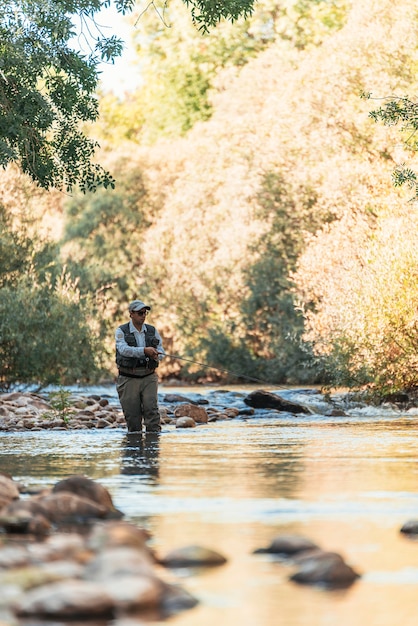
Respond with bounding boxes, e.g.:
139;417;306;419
367;95;418;200
95;0;348;144
0;204;101;389
0;0;257;192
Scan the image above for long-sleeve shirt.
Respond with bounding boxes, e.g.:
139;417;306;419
115;320;165;360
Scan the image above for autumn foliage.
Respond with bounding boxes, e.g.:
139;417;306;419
2;0;418;392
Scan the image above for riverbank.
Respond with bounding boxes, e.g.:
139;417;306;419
1;386;417;432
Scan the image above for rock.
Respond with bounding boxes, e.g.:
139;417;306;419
174;404;208;423
0;545;31;568
175;417;196;428
244;390;313;414
0;476;198;623
161;581;199;614
28;532;91;565
83;546;155;580
87;521;151;552
73;399;87;409
103;575;162;610
163;394;197;404
0;474;20;510
292;548;343;564
14;580;115;618
35;492;110;523
289;550;360;587
52;475;123;518
0;511;51;536
328;408;347;417
0;561;83;590
96;418;112;428
160;545;227;567
2;499;49;524
400;519;418;534
238;407;255;416
253;534;319;555
381;392;409;405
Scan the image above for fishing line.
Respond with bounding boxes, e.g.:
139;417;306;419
161;352;290;390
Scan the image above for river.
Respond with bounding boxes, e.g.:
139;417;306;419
1;384;418;625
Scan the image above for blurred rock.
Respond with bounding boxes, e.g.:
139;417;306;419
160;545;227;567
400;519;418;535
14;580;115;618
289;550;360;587
175;417;196;428
52;475;123;518
253;534;319;555
0;475;20;510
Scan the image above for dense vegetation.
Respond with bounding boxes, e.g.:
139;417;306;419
1;0;418;394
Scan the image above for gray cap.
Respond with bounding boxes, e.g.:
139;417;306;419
128;300;151;312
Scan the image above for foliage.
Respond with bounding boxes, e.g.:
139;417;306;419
295;209;418;393
237;173;330;383
96;0;348;143
60;155;162;364
0;204;101;389
0;0;122;191
3;0;418;391
43;388;76;423
366;95;418;199
130;0;418;388
0;0;260;191
183;0;254;32
62;157;153;293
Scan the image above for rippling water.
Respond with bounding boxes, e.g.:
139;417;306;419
2;385;418;626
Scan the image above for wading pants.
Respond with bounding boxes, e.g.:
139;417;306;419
116;372;161;433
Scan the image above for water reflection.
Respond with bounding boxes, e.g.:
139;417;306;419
120;432;160;482
3;401;418;626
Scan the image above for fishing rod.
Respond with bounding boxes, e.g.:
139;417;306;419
159;351;289;390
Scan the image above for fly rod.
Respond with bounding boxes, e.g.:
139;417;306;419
159;351;289;389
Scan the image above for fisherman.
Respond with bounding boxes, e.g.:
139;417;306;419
115;300;165;434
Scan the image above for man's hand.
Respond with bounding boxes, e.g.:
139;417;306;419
144;347;159;359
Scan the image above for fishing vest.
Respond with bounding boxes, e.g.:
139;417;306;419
116;322;160;372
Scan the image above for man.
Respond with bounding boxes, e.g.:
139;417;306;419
115;300;165;433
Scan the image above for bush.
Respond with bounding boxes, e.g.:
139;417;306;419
295;209;418;394
0;276;100;390
0;204;101;389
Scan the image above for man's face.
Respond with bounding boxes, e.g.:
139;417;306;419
130;309;148;326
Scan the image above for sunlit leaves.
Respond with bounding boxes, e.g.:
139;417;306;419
183;0;255;32
368;96;418;198
0;0;118;191
95;33;124;61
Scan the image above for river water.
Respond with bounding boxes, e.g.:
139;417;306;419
2;385;418;626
